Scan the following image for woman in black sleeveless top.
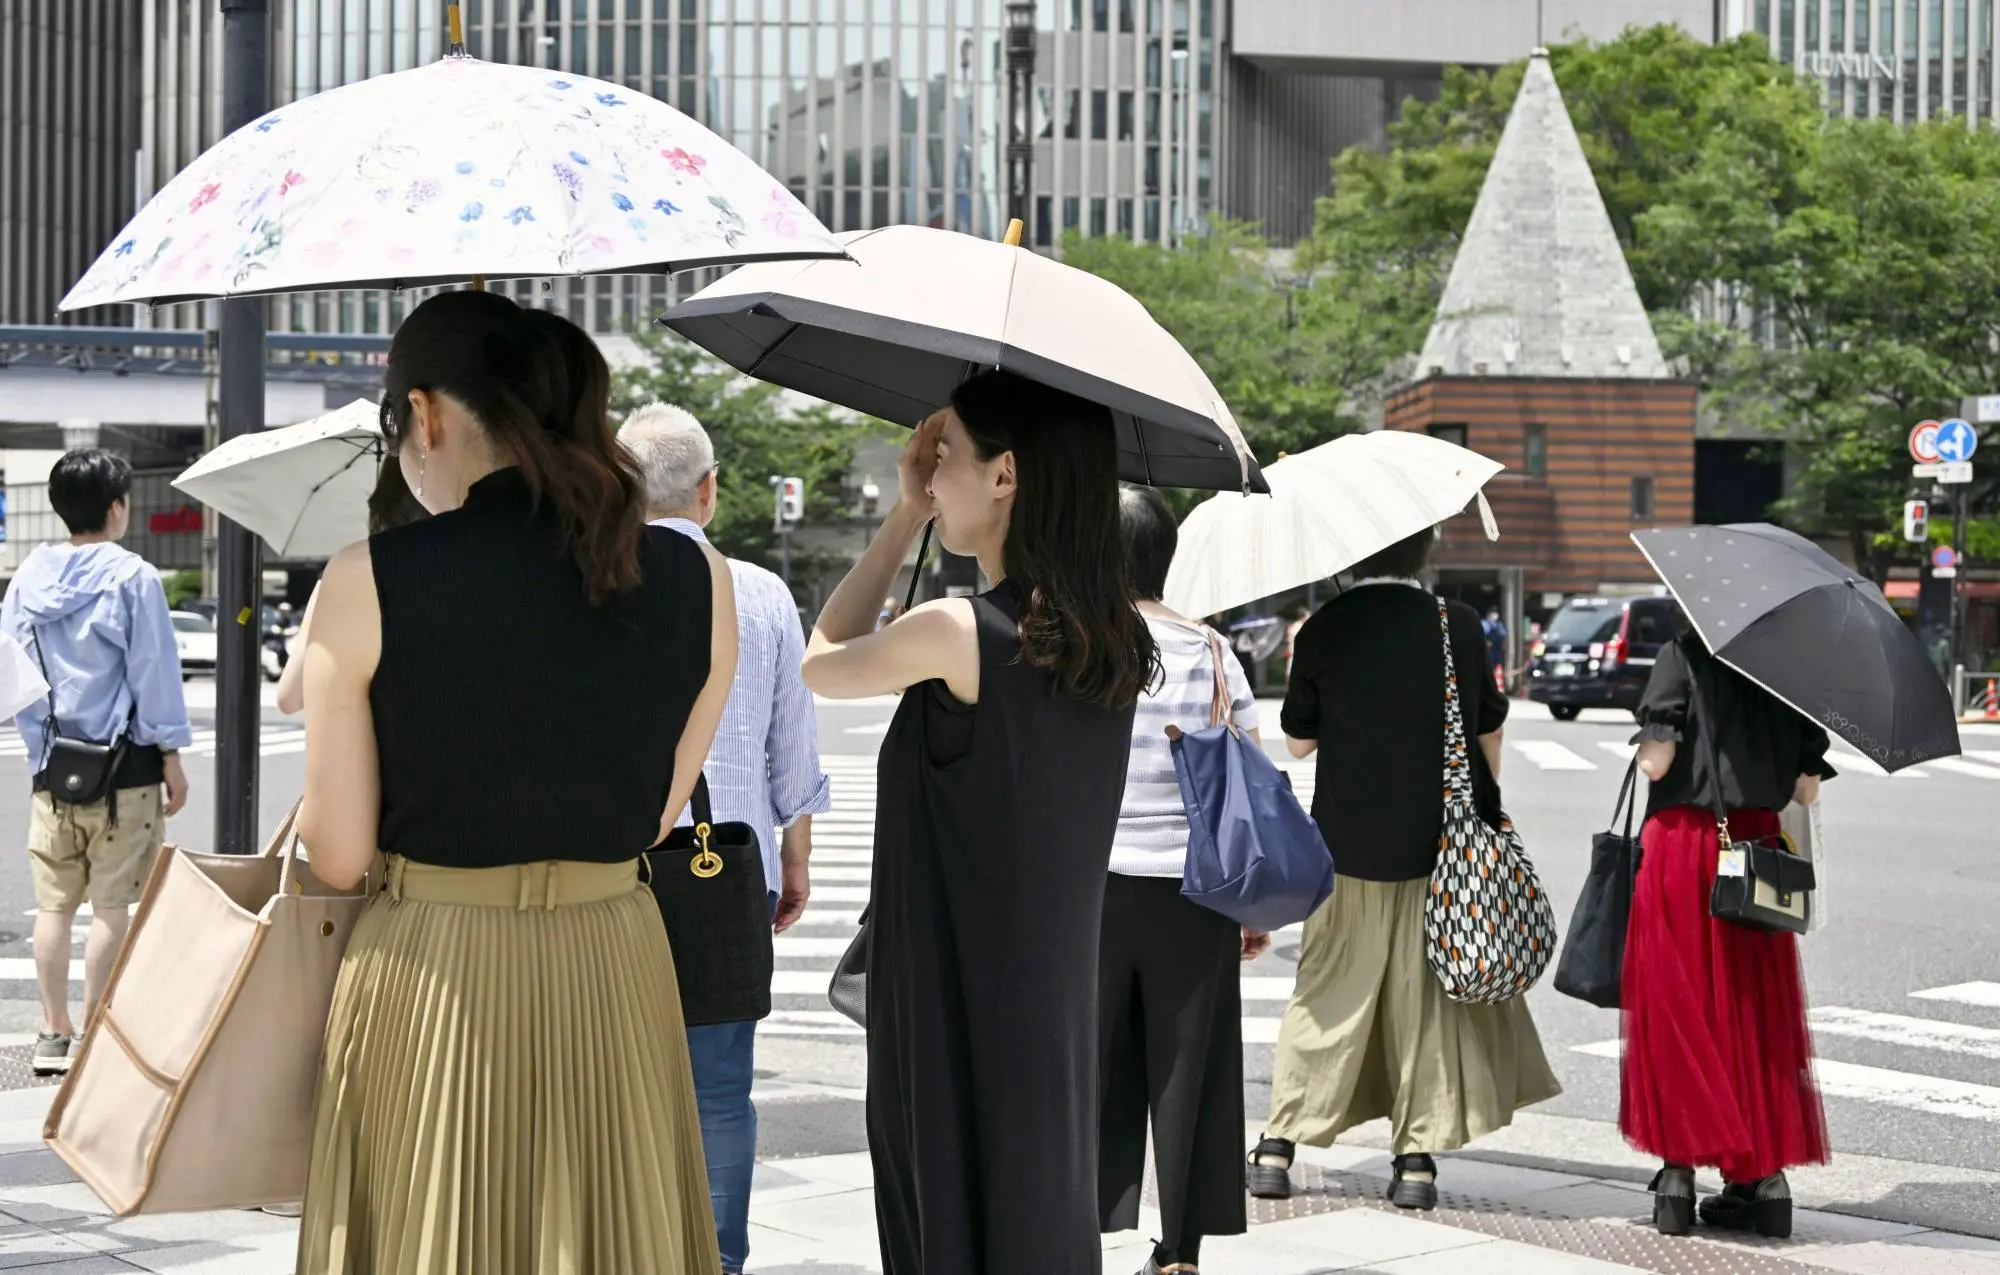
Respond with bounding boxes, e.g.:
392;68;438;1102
295;292;736;1274
804;371;1158;1275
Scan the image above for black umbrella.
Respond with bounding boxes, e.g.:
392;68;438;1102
1631;524;1960;772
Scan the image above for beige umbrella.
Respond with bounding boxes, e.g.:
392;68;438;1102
172;398;383;558
1164;430;1503;618
663;224;1265;492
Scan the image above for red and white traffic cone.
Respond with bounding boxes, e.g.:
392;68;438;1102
1985;678;1998;721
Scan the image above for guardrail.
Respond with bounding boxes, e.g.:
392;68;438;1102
1955;667;2000;719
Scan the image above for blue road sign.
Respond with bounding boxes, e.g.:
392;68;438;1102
1934;545;1959;570
1936;417;1979;462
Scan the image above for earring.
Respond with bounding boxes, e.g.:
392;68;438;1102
414;448;427;500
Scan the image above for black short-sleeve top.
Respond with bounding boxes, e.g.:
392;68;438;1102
1634;634;1836;818
1281;582;1508;882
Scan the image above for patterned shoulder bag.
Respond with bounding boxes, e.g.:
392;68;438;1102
1422;598;1557;1004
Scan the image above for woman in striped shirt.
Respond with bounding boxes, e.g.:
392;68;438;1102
1099;485;1270;1275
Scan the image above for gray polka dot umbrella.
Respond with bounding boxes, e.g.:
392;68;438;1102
1631;524;1960;772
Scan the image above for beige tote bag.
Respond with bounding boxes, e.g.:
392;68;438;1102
45;803;371;1214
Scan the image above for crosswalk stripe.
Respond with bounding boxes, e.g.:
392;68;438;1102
1808;1007;2000;1060
1970;751;2000;765
1911;982;2000;1009
775;937;859;958
1598;741;1637;760
1922;757;2000;780
1573;1038;2000;1122
1510;740;1596;770
1827;748;1928;779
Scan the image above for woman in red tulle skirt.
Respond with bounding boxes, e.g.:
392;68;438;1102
1622;635;1833;1240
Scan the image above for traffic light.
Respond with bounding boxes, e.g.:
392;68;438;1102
1903;499;1929;543
777;476;805;525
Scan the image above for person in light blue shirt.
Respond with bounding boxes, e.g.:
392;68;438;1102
622;402;832;1275
0;450;192;1078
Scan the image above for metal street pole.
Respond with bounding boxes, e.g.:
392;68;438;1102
1003;1;1036;238
1954;485;1970;673
216;0;268;854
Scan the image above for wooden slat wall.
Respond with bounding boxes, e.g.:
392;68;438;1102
1385;377;1697;595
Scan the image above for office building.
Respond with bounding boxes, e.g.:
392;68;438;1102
0;1;144;326
1726;0;2000;122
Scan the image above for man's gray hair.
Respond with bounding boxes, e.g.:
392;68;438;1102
621;401;715;515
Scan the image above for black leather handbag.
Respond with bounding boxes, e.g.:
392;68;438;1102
1553;757;1641;1008
30;630;129;807
644;776;773;1027
1694;668;1815;934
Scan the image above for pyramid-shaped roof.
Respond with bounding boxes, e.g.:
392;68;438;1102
1416;49;1668;381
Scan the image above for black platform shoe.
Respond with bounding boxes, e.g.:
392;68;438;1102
1388;1153;1438;1211
1650;1164;1696;1236
1700;1172;1793;1239
1247;1135;1294;1200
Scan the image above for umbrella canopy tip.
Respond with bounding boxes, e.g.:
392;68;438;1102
447;4;466;55
1002;218;1023;247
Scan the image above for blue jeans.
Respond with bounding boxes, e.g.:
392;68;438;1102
684;891;775;1272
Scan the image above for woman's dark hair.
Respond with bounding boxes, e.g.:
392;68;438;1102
1117;483;1178;602
1350;524;1437;581
949;370;1157;711
380;290;644;602
49;448;134;535
366;454;428;535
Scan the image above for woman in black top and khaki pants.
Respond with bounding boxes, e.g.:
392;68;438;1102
1248;527;1559;1210
296;292;737;1274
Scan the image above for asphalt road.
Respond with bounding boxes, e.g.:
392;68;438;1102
1;683;1996;1235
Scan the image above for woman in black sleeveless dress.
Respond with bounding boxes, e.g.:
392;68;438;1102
296;292;736;1273
804;371;1159;1275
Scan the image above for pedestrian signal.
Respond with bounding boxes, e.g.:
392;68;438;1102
1903;499;1929;543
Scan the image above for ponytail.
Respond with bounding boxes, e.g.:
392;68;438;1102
380;291;645;603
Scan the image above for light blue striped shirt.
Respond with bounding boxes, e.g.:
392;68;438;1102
656;519;832;890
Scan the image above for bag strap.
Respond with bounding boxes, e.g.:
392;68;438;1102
689;773;716;828
1686;653;1735;850
1202;626;1232;729
1436;598;1473;806
1610;755;1639;844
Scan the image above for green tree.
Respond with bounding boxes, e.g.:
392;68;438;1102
1057;222;1407;465
609;326;895;573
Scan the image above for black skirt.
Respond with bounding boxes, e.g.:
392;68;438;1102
1098;873;1247;1245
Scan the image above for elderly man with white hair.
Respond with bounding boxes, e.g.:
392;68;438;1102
621;401;832;1275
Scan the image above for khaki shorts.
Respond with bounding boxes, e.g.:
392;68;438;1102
29;787;164;913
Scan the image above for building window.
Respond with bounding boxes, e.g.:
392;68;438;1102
1064;89;1081;139
1035;195;1053;247
1117;197;1134;235
1428;423;1468;449
1631;476;1656;521
1118;89;1135;140
1063;196;1080;231
1523;424;1548;477
1089;197;1107;236
1091;90;1109;139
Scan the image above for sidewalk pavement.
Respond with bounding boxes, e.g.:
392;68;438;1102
0;1083;1997;1275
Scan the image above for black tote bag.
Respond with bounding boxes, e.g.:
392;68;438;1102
645;775;773;1027
1553;756;1641;1009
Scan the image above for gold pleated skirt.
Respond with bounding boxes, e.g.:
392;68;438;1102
1267;874;1561;1156
296;857;721;1275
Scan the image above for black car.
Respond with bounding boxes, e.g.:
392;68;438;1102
1527;595;1684;721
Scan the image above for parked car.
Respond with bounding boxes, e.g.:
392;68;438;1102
1526;595;1684;721
170;611;217;679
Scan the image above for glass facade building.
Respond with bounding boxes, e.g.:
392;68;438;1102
1732;0;2000;121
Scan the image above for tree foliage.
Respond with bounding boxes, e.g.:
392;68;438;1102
609;326;894;573
1078;24;1999;565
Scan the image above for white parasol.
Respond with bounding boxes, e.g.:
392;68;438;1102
172;398;383;558
1164;430;1503;618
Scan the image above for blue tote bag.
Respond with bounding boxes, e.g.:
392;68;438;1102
1168;630;1334;931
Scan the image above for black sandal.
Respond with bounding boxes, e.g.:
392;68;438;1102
1247;1135;1294;1200
1700;1172;1792;1238
1650;1164;1695;1235
1388;1153;1438;1211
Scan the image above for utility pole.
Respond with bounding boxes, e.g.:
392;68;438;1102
1004;1;1036;238
215;0;268;854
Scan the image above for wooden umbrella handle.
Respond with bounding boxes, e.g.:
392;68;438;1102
1003;218;1023;246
